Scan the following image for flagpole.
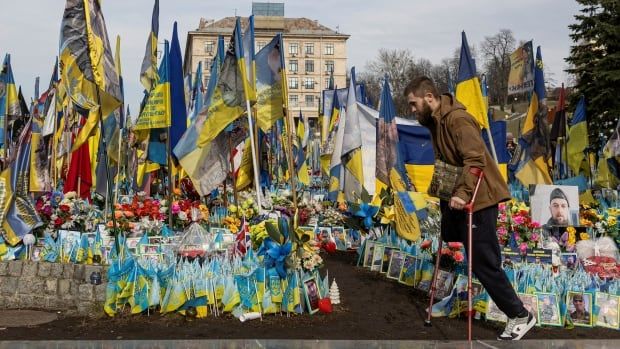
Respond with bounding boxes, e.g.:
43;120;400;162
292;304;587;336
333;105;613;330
283;106;298;210
228;136;239;207
245;102;263;211
95;89;120;252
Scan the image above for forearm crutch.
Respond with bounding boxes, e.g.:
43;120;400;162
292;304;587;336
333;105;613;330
465;167;484;341
424;168;485;340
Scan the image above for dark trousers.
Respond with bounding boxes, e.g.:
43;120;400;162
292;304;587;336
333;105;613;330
440;201;525;319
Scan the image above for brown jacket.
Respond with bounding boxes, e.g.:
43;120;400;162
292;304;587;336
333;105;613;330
425;94;510;211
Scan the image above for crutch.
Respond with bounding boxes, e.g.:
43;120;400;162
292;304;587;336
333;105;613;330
424;168;485;341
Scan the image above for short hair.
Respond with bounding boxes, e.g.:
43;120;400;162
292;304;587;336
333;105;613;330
403;76;440;98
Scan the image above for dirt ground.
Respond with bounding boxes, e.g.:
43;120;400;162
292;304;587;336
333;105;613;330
2;251;620;340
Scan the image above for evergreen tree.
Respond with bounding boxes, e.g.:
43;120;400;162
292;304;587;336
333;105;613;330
566;0;620;151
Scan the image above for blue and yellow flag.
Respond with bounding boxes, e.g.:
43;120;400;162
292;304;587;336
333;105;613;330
341;67;364;202
515;46;552;186
294;110;310;185
242;15;257;103
139;0;159;92
455;31;489;129
328;99;344;202
0;54;20;159
134;39;170;130
0;119;42;246
255;34;285;132
375;76;412;193
567;96;588;175
59;0;122;152
197;17;249;147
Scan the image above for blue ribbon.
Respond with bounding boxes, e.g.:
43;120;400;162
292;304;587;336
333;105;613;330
354;202;380;229
257;238;292;279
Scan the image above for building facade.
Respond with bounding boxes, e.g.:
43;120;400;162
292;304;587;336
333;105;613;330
183;3;349;123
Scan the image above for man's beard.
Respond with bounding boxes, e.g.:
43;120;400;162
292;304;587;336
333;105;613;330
416;100;434;126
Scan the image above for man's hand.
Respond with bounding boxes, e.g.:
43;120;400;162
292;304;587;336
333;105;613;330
449;196;466;210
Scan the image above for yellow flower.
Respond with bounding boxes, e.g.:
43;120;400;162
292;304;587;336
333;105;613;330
608;216;617;226
579;232;590;241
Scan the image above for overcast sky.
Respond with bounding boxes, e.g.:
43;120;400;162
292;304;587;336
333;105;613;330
0;0;581;112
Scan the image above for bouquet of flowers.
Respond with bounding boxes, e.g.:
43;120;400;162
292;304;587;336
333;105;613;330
35;191;102;235
420;239;465;269
497;201;542;253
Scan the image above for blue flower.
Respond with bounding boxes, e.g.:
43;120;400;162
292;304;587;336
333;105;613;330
354;202;380;229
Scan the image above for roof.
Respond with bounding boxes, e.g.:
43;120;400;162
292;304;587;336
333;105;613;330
195;16;349;37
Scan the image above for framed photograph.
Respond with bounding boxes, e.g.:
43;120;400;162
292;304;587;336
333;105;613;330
346;229;361;249
399;254;418;286
536;292;562;326
363;240;376;268
595;292;619;330
529;185;579;227
140;253;162;265
31;243;45;262
58;230;81;256
148;236;163;245
519;293;540;326
371;244;385;272
380;246;397;274
97;223;108;236
302;277;321;315
416;259;434;291
434;269;455;300
560;253;578;270
486;298;507;323
139;244;160;255
317;227;333;242
331;226;347;250
567;291;593;327
387;250;406;280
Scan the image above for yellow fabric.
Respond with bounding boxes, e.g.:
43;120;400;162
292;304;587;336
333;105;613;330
236;139;253;190
567;121;588;175
133;81;171;130
394;191;422;241
455;78;489;129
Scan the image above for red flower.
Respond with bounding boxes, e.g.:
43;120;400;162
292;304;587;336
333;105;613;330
59;204;70;212
420;240;432;249
441;248;454;256
54;217;64;226
453;251;464;263
447;242;463;250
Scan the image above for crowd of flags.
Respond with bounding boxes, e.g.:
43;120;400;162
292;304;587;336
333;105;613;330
1;0;619;248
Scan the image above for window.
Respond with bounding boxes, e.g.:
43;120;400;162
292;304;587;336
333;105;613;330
289;43;299;55
204;59;212;69
304;77;315;89
305;60;314;73
324;43;334;55
325;60;334;73
289;77;298;89
256;41;266;52
325;78;331;89
305;95;315;107
305;43;314;55
289;95;298;107
289;60;298;73
205;41;214;54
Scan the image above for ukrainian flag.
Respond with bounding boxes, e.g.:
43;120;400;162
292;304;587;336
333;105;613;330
242;15;257;103
134;39;170;130
60;0;122;152
294;110;310;185
321;91;340;176
0;54;20;159
455;31;489;129
341;68;364;202
515;46;552;186
375;76;412;193
139;0;159;92
0;119;42;246
168;22;187;152
328;104;345;202
567;96;588;175
255;34;285;132
197;17;250;147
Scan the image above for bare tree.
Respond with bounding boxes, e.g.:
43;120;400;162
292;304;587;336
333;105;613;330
480;29;516;109
359;48;417;115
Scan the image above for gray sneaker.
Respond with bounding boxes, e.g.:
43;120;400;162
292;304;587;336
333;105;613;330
497;311;536;340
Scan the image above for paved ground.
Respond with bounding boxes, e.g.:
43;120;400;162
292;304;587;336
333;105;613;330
0;310;58;328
